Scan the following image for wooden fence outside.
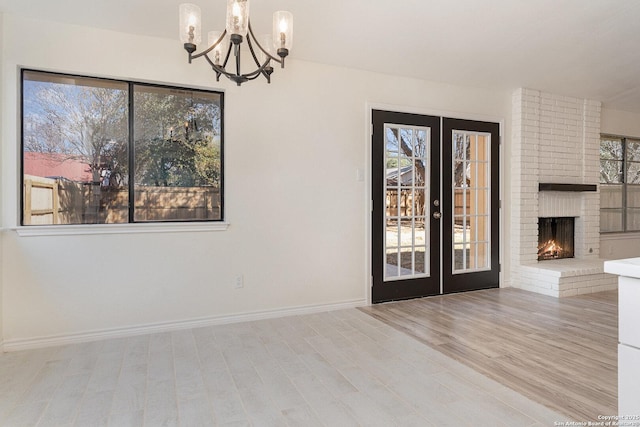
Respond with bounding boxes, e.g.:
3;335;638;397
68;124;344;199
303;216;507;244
23;176;60;225
23;175;220;225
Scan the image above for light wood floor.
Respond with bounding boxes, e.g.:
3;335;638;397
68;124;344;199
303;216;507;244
359;288;617;422
0;304;565;426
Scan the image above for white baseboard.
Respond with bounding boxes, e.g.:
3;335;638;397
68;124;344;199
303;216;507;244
2;298;368;352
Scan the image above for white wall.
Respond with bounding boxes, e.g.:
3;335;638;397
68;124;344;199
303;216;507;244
600;107;640;260
602;108;640;138
0;13;4;350
0;15;512;347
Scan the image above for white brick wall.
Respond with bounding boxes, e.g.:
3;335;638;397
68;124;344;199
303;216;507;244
511;88;540;266
510;89;616;297
538;192;582;217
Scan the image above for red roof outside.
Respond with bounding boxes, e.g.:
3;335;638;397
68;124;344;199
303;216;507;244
24;152;92;182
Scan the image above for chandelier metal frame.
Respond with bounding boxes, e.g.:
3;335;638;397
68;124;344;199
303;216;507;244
184;23;288;86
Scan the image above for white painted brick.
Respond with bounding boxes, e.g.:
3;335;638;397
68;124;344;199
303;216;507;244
511;88;603;298
559;289;579;297
592;283;617;293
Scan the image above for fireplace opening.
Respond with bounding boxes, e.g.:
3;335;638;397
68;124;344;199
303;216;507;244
538;217;575;261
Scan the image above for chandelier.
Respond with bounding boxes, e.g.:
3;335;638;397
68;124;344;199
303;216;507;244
179;1;293;86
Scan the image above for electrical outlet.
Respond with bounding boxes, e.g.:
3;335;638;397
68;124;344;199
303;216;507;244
234;275;244;289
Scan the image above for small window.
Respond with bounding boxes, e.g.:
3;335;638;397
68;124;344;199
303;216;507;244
600;135;640;232
21;70;223;225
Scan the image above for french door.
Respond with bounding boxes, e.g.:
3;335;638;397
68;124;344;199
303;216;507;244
372;111;441;302
371;110;500;303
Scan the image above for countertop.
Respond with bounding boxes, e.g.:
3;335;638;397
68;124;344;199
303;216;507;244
604;257;640;279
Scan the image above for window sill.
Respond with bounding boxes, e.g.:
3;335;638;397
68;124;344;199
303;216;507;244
12;222;230;237
600;231;640;240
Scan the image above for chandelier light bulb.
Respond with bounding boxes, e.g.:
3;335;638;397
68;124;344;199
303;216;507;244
226;0;249;37
179;4;202;44
272;11;293;50
256;34;274;65
279;18;288;33
232;3;241;33
279;18;288;46
187;18;196;42
208;31;227;66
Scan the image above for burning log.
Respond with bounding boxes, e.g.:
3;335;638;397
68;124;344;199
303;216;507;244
538;239;566;260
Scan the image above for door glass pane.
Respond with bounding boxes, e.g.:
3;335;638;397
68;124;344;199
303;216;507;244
415;159;427;187
386;189;399;217
454;133;470;162
386;248;399;278
472;189;489;216
452;131;491;274
399;218;414;248
384;124;430;280
469;244;478;269
454;243;467;271
474;243;490;270
399;129;414;156
414;130;427;158
399;189;412;215
413;189;426;217
399;249;414;276
454;190;467;218
476;135;488;162
386;218;399;247
453;160;466;187
414;221;426;247
414;247;427;274
400;167;412;187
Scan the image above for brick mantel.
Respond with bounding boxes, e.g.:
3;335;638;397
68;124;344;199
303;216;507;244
510;89;616;297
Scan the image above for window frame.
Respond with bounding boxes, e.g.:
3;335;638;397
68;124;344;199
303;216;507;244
20;68;225;229
600;133;640;234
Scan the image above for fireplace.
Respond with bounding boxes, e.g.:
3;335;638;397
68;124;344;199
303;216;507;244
538;217;575;261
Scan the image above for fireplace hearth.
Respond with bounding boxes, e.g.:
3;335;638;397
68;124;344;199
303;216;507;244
538;217;575;261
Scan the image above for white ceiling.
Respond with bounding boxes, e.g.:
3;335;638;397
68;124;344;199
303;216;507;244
2;0;640;112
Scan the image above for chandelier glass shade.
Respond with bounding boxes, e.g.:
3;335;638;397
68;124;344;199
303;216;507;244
179;1;293;86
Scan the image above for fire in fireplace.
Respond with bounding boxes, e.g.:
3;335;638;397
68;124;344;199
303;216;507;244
538;217;575;261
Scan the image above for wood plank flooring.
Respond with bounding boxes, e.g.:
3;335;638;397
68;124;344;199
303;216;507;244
0;305;567;426
359;288;617;422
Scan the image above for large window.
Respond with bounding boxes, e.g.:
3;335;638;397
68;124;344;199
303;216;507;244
21;70;223;225
600;135;640;232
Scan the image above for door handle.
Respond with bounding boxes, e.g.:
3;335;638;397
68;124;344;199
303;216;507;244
433;211;442;219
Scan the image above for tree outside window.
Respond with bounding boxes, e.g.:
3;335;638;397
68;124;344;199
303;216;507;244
600;135;640;232
21;70;223;225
